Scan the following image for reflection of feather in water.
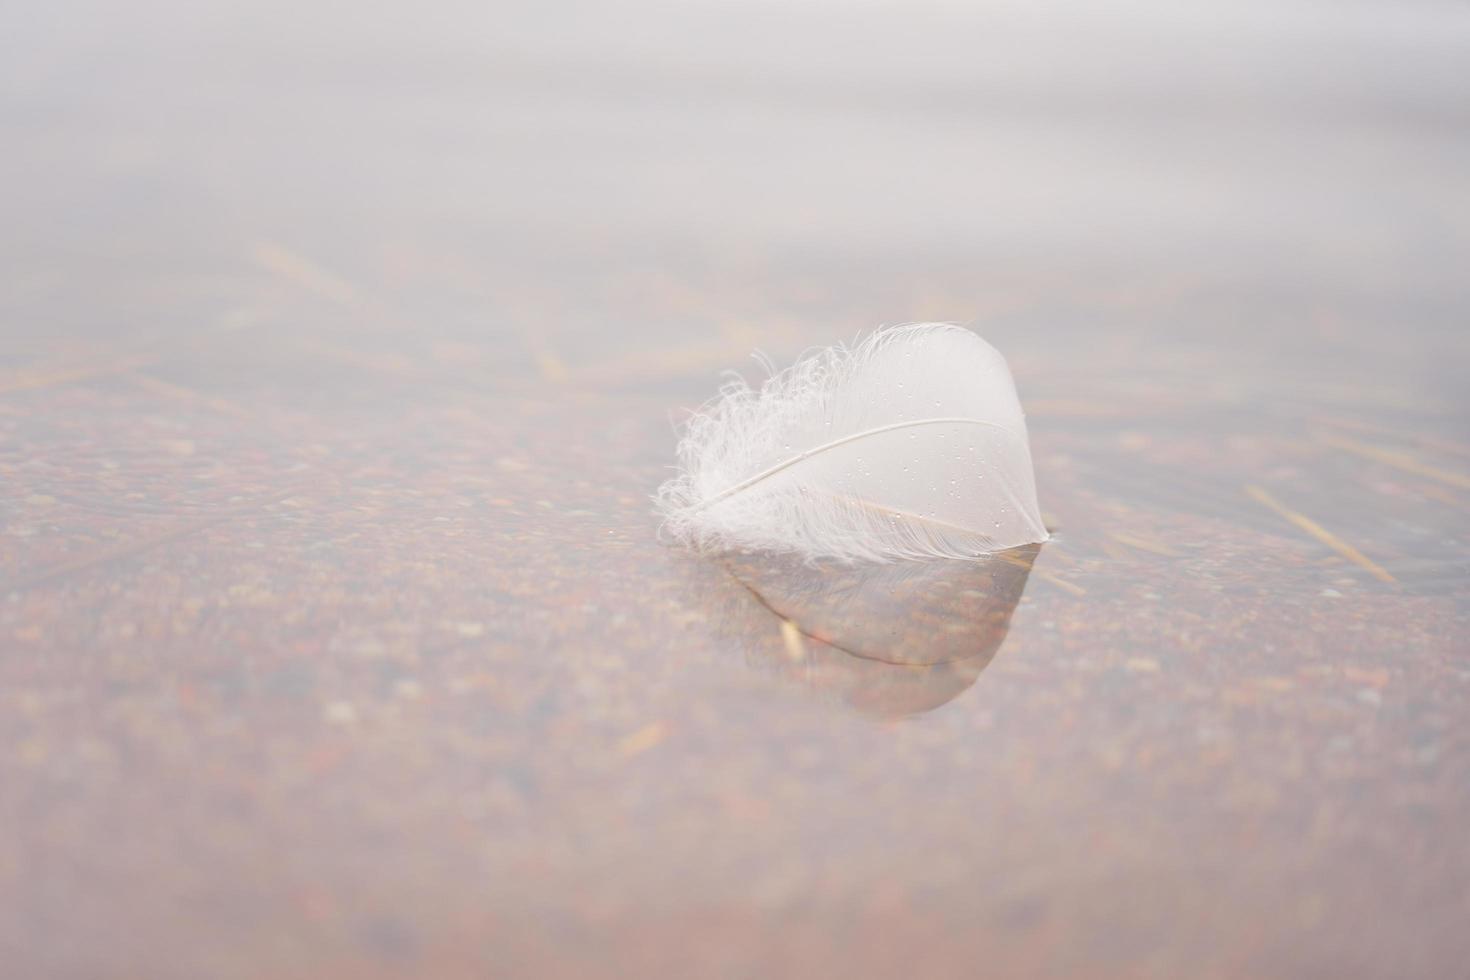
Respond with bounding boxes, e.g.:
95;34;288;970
712;546;1037;718
728;545;1038;666
745;639;995;721
657;324;1048;562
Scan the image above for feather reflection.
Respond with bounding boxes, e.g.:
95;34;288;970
723;546;1037;718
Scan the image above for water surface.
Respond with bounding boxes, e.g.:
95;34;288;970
2;2;1468;977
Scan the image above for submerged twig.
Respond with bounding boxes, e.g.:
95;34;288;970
1244;484;1395;583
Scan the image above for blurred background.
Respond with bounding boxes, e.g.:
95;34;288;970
2;2;1468;978
6;0;1469;356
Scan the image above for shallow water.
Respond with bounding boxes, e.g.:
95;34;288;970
3;2;1469;977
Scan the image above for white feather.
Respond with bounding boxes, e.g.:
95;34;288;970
656;323;1048;562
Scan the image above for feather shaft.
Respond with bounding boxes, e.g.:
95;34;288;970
694;417;1023;511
